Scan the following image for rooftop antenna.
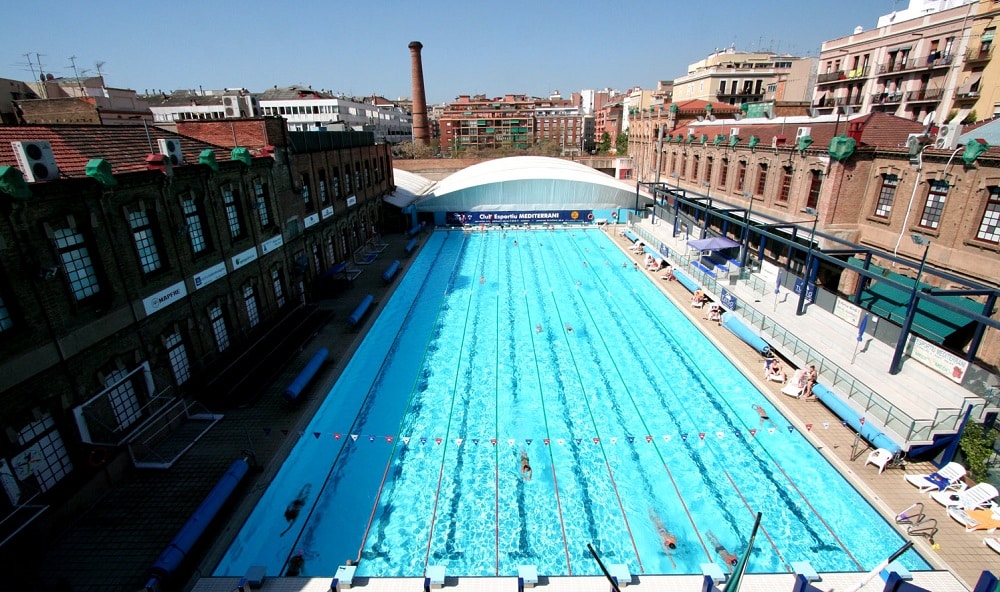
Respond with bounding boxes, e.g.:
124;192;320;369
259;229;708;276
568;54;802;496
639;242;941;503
95;61;107;88
68;55;85;95
22;52;39;84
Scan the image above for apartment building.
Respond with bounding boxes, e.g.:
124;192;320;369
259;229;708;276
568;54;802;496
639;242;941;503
672;48;815;107
439;94;539;153
813;0;979;122
258;86;413;145
954;0;1000;119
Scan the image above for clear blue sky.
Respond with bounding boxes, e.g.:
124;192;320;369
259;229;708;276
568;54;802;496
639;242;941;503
2;0;899;105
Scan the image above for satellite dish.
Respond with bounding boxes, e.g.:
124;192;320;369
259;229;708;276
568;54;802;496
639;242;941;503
922;112;936;128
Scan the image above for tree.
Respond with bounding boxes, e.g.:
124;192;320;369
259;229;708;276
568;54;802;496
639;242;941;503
598;132;612;154
392;140;435;159
615;132;629;155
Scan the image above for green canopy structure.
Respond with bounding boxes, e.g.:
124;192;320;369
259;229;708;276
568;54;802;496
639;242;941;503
85;158;117;187
748;135;760;150
198;149;219;172
0;165;31;200
828;135;856;161
230;147;252;167
848;257;983;345
797;135;814;152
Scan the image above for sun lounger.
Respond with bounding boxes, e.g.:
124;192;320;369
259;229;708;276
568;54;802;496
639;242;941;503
931;482;999;511
903;462;967;494
948;507;1000;532
781;369;805;397
985;537;1000;554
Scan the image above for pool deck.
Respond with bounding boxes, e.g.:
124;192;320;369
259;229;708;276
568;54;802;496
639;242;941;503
21;226;991;592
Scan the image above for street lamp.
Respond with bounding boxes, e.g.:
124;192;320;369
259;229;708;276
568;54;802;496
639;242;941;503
740;191;759;268
795;207;820;316
889;234;931;375
701;181;712;238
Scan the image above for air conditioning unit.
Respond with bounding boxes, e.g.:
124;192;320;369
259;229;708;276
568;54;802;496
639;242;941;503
157;138;184;166
11;140;59;182
795;126;812;140
688;127;695;136
934;122;962;150
730;127;740;137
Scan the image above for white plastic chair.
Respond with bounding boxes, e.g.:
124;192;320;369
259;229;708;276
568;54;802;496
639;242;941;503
865;448;894;473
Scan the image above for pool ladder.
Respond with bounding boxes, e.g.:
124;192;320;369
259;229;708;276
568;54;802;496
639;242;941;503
896;502;938;542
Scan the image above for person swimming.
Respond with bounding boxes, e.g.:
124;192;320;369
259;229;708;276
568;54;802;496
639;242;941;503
535;323;543;333
281;484;312;536
648;508;677;550
706;531;738;567
520;451;532;481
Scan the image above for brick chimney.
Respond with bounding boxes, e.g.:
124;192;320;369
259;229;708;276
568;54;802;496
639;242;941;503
408;41;429;147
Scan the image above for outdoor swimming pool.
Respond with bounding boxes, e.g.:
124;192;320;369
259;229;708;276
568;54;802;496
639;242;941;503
214;227;928;579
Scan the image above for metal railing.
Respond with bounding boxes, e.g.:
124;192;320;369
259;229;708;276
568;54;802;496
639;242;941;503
905;88;944;102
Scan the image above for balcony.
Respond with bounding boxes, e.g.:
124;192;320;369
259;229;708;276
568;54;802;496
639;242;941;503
715;91;763;102
817;71;845;84
954;90;980;103
876;54;953;75
905;88;944;103
966;46;993;64
871;91;904;105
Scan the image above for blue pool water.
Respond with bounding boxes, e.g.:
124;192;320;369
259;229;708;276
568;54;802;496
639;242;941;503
214;227;928;579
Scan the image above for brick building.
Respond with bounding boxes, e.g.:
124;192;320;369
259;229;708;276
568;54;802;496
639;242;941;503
0;119;392;542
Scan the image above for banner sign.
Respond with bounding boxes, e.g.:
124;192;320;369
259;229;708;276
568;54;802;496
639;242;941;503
447;210;595;225
908;336;969;383
143;281;187;316
793;278;816;303
834;298;863;326
720;288;737;311
193;261;227;290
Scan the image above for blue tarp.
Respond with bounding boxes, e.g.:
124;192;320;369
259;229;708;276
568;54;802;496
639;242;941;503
812;384;903;454
720;312;770;355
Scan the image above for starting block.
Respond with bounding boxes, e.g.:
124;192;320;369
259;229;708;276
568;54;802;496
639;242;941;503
518;565;538;588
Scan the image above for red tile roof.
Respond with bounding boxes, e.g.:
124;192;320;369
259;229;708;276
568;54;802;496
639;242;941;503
0;124;234;179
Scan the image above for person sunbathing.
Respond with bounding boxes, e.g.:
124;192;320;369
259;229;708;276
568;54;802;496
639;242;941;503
765;360;786;383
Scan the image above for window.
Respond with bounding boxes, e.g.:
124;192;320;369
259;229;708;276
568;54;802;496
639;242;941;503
101;366;142;431
736;161;747;193
354;163;361;191
976;187;1000;243
13;413;72;493
920;181;948;229
693;155;701;182
221;185;243;240
343;165;351;194
312;243;322;275
182;196;209;254
807;170;822;209
756;164;768;195
680;154;687;178
243;284;259;328
127;206;162;274
208;303;230;352
272;268;286;308
318;170;329;205
874;174;899;219
253;179;271;228
364;161;370;187
332;168;341;199
300;173;311;206
53;226;101;301
164;331;190;385
706;157;714;185
719;159;729;189
778;166;793;202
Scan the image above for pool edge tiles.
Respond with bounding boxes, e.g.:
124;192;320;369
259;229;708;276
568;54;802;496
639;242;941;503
212;227;930;579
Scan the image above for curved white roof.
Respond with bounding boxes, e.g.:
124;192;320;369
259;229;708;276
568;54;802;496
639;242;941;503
386;168;436;208
413;156;637;212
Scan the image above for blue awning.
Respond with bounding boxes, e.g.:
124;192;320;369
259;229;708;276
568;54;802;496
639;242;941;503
688;236;740;251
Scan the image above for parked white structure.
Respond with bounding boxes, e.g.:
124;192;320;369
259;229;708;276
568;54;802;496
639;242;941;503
258;86;413;144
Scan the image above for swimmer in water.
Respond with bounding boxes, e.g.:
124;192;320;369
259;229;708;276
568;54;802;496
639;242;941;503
520;451;532;481
286;549;306;576
535;323;543;333
480;275;485;284
753;404;775;427
565;323;573;332
281;484;312;536
648;508;677;551
706;531;738;568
